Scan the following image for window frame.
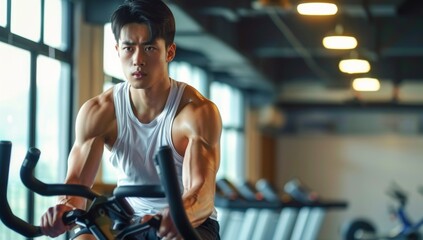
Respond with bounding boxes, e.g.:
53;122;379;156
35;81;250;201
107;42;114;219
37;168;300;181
0;0;74;239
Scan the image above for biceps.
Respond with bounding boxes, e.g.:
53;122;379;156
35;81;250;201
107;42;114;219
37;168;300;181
183;138;219;188
66;138;104;186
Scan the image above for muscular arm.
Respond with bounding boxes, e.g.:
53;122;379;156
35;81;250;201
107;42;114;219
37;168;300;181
178;100;222;227
40;91;115;238
59;93;115;208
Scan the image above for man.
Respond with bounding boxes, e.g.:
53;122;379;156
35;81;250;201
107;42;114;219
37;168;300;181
40;0;222;239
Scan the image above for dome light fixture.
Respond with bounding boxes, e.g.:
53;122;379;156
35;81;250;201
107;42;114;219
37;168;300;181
352;77;380;92
339;59;371;74
297;1;338;16
323;25;357;50
323;36;357;49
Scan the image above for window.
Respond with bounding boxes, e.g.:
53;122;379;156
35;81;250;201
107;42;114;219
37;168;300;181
34;55;71;222
11;0;41;42
0;0;6;27
44;0;68;50
211;82;245;183
0;43;30;239
169;61;208;96
103;23;124;80
0;0;72;239
101;23;121;184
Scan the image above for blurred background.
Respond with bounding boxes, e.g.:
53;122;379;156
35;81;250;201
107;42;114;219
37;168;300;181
1;0;423;239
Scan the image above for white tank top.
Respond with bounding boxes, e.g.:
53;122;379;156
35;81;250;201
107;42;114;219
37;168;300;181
109;79;217;220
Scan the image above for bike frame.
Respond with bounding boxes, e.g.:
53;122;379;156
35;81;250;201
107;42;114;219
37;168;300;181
396;205;423;236
0;141;201;240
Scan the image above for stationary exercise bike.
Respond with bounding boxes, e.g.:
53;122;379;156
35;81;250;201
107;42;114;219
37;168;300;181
342;184;423;240
0;140;201;240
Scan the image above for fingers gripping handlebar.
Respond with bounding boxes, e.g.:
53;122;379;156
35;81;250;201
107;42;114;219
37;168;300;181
154;146;202;240
0;141;201;240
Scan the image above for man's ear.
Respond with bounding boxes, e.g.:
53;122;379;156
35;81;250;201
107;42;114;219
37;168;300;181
166;43;176;62
115;44;120;57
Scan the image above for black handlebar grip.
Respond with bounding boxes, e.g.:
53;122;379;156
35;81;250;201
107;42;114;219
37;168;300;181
20;148;100;200
0;141;43;237
21;147;41;169
62;209;87;225
154;146;201;240
146;215;162;229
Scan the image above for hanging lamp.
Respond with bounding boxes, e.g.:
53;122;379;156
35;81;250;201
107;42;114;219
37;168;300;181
297;0;338;15
352;77;380;91
323;24;357;50
339;51;371;74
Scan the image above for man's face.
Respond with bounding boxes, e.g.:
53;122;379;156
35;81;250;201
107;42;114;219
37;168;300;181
115;23;175;89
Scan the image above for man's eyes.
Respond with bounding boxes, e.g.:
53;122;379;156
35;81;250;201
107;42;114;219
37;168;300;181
121;45;156;52
122;46;134;51
144;46;155;51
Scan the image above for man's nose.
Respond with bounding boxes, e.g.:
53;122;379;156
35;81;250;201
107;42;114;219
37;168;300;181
133;49;145;66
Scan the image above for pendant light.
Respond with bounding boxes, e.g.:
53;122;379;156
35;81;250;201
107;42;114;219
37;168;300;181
323;24;358;50
339;51;371;74
352;77;380;92
297;0;338;15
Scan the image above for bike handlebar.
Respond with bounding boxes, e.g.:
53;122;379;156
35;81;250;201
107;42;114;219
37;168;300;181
20;147;101;200
154;146;201;240
0;141;43;237
0;141;201;240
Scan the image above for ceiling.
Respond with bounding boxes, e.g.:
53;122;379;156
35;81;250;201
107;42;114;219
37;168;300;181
166;0;423;108
84;0;423;108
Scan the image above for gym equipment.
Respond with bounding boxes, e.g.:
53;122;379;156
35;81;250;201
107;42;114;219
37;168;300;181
0;140;201;240
216;178;348;240
284;178;320;204
342;183;422;240
215;178;281;240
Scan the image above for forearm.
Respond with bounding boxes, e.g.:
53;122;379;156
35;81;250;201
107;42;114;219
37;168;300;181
58;138;103;210
181;178;216;227
57;195;87;210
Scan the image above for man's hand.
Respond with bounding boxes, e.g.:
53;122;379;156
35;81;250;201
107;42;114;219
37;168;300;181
40;204;74;238
143;209;183;240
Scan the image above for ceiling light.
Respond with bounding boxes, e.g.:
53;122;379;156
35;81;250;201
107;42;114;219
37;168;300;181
323;36;357;49
352;77;380;91
297;1;338;15
323;24;357;50
339;59;371;74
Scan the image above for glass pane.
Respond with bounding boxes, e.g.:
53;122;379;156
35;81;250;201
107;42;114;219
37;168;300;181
34;55;70;240
211;81;243;126
190;65;208;96
44;0;67;50
210;82;245;181
0;42;30;240
217;129;245;183
0;0;7;27
104;23;125;80
11;0;41;42
101;83;118;184
169;61;208;96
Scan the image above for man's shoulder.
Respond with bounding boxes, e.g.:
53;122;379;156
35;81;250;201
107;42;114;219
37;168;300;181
80;88;116;120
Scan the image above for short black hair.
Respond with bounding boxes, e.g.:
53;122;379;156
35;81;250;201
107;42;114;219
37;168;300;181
110;0;175;47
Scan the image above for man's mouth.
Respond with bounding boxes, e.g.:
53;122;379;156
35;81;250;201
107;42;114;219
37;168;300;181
132;71;146;78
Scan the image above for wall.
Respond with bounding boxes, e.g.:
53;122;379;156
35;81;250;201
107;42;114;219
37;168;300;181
73;1;106;182
276;134;423;239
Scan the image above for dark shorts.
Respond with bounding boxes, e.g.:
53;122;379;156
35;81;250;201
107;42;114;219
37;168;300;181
132;218;220;240
70;218;220;240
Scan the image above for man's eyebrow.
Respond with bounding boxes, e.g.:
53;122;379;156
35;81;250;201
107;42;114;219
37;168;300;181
120;40;136;45
120;39;155;45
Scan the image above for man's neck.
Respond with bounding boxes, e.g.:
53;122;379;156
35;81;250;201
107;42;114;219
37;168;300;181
129;78;171;123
